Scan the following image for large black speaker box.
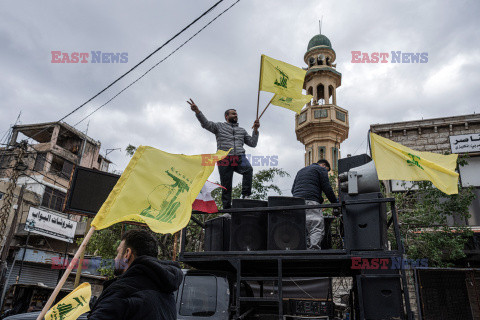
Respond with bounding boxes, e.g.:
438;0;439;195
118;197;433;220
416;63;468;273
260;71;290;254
204;216;230;251
356;275;404;319
343;192;387;251
267;197;306;250
66;167;120;216
230;199;268;251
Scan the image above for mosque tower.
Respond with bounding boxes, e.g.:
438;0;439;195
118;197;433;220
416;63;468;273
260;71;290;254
295;32;349;171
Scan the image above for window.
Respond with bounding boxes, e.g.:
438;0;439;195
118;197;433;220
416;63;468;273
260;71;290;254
331;147;338;171
49;156;74;179
179;275;217;317
298;113;307;124
314;109;328;119
34;153;46;172
42;186;66;212
0;192;4;200
318;147;326;160
0;154;12;170
336;110;346;122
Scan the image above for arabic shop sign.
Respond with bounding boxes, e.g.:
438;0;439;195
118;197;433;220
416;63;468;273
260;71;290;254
25;207;77;243
449;133;480;154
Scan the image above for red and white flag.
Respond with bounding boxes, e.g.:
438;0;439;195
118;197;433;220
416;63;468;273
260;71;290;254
192;181;225;213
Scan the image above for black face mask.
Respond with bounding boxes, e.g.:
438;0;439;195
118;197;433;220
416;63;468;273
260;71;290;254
113;258;128;276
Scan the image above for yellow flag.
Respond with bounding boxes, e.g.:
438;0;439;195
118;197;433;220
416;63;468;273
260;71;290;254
92;147;228;233
370;132;459;194
270;94;313;114
259;54;306;97
46;283;91;320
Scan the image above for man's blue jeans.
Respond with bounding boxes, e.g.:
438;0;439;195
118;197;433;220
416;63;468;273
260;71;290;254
217;154;253;209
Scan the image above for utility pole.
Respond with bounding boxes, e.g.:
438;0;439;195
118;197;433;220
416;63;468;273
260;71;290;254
0;185;25;298
0;185;26;262
0;141;27;257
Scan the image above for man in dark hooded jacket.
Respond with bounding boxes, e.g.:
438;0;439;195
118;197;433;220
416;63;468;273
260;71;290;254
291;159;338;250
88;229;183;320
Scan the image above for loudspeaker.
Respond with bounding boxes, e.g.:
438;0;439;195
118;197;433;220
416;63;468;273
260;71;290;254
204;216;230;251
339;161;380;196
356;275;404;319
65;167;120;216
267;197;306;250
343;192;387;251
338;154;371;201
230;199;268;251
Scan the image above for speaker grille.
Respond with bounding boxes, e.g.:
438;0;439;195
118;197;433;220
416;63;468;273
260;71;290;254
358;275;404;319
204;216;230;251
267;197;306;251
230;212;267;251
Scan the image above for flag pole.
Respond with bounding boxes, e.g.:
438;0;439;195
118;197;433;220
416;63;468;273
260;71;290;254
36;226;96;320
256;56;262;120
258;101;271;120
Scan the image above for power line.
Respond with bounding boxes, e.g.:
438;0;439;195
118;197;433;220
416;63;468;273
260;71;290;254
25;0;227;144
74;0;241;126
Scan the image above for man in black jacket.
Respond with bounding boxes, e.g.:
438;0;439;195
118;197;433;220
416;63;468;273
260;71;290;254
291;159;338;250
88;229;183;320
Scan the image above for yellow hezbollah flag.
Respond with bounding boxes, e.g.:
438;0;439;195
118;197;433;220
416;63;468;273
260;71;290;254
92;147;229;233
259;54;306;97
370;132;459;194
45;283;91;320
270;94;313;114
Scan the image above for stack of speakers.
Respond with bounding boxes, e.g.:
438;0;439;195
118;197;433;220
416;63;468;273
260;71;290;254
338;155;388;251
204;197;308;252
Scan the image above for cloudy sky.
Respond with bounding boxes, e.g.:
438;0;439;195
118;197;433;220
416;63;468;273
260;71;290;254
1;0;479;194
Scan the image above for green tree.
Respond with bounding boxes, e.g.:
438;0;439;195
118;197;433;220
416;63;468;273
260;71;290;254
125;144;137;156
393;179;475;267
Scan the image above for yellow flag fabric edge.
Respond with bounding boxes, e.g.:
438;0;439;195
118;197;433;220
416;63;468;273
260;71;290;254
269;94;313;114
91;146;147;230
258;54;265;91
45;282;91;320
91;148;230;233
370;132;459;194
258;54;306;98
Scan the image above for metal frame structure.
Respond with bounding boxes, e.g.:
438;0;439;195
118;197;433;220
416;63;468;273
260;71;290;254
179;198;414;320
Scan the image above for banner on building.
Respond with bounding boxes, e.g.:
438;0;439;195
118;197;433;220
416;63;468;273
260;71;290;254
449;133;480;154
25;207;77;243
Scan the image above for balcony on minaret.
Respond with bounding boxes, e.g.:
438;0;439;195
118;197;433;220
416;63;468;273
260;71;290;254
295;31;349;167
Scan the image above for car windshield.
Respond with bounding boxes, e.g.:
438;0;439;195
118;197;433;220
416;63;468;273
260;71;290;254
179;275;217;317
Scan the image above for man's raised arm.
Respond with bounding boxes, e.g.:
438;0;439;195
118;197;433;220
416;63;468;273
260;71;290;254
245;119;260;147
187;98;218;134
